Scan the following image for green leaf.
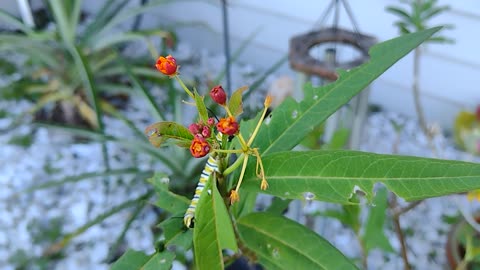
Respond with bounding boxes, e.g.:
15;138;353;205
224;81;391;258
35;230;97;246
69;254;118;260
23;168;145;194
386;6;414;25
316;206;361;233
119;56;165;121
159;216;193;250
322;128;350;150
361;187;394;254
231;189;257;219
237;212;358;270
148;173;190;213
228;86;248;117
253;27;441;156
194;89;209;124
265;197;291;215
143;251;175;270
0;9;35;35
243;150;480;203
194;175;238;270
110;249;175;270
49;0;75;46
145;121;193;148
111;250;149;270
82;0;129;44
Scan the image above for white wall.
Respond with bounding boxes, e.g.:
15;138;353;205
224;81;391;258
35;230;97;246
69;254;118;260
150;0;480;130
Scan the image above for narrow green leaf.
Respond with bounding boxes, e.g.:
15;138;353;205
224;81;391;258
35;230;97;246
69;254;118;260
243;150;480;203
361;187;394;253
111;249;175;270
322;128;350;150
148;172;190;213
23;168;144;193
265;197;291;215
316;206;360;233
194;89;209;124
228;86;247;117
386;6;414;25
82;0;129;43
0;9;34;34
69;45;103;130
49;0;74;45
145;121;193;148
159;216;193;249
194;176;238;270
35;123;182;172
237;212;358;270
70;0;82;37
143;251;175;270
119;57;165;121
231;189;257;219
111;249;150;270
254;27;440;156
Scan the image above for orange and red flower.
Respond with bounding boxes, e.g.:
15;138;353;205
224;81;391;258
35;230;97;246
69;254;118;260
155;55;178;76
217;116;239;136
190;135;210;158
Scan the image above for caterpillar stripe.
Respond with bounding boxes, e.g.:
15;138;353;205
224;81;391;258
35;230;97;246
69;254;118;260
184;133;222;228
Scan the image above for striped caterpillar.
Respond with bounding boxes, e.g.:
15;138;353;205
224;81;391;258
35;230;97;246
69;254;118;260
184;133;222;228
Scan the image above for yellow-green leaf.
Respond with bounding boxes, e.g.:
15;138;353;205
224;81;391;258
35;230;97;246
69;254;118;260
194;88;209;124
145;121;193;147
228;85;248;117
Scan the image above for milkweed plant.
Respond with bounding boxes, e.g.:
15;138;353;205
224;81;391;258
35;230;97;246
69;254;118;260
111;27;480;270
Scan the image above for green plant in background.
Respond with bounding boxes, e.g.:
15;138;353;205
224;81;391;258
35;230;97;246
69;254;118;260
454;106;480;155
314;187;394;269
446;216;480;270
108;27;480;270
0;0;173;129
386;0;453;154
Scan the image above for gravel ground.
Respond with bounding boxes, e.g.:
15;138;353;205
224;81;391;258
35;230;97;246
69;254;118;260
2;61;480;269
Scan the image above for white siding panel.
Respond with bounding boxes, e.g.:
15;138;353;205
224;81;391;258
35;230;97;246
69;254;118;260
370;79;465;128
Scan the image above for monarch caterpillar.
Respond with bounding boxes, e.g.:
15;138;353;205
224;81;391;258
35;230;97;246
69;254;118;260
184;133;222;228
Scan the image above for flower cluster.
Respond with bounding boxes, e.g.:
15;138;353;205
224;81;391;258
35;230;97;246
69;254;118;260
187;118;215;158
152;54;269;205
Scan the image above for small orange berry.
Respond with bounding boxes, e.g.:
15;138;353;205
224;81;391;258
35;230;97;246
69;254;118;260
217;116;239;136
155;55;178;76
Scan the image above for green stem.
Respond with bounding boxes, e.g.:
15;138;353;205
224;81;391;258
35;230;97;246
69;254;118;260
174;75;194;99
223;154;246;176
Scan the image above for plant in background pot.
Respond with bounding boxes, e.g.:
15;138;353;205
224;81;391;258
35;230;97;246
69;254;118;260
454;106;480;156
0;0;173;129
446;214;480;270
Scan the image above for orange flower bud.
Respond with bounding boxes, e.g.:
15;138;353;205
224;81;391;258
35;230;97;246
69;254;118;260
210;85;227;105
190;135;210;158
217;116;239;136
155;55;178;76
